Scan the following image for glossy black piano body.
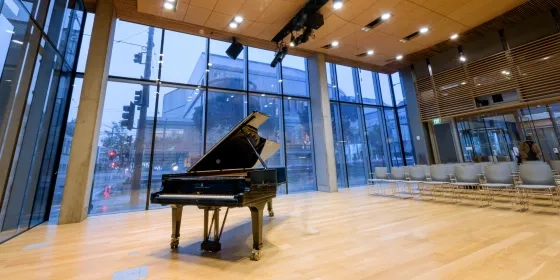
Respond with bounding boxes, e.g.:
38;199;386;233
150;111;286;260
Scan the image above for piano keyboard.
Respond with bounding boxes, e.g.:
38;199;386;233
168;176;245;181
156;194;238;201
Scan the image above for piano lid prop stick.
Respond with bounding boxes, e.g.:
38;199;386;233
245;136;268;169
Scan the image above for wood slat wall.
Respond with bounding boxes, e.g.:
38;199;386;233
414;32;560;122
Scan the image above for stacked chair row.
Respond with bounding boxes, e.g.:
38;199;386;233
368;161;560;213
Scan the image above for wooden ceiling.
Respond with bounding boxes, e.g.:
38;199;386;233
91;0;529;73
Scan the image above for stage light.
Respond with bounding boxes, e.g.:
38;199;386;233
234;16;244;23
450;33;458;40
396;54;403;60
381;13;391;20
367;50;374;55
419;27;429;34
331;40;339;47
333;0;343;10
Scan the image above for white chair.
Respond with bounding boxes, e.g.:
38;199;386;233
479;163;516;207
368;167;388;195
424;165;454;201
403;166;428;198
515;163;559;213
450;164;482;203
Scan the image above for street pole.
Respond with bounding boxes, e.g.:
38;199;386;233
131;27;154;205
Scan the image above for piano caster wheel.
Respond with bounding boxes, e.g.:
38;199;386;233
170;239;179;249
250;250;261;261
268;210;274;217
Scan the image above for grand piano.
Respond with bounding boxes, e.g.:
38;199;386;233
150;111;286;261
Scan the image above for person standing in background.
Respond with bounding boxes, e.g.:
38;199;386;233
518;135;541;163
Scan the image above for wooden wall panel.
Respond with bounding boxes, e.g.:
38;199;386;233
414;32;560;122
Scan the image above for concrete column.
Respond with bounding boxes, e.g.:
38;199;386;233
307;54;337;192
58;0;116;224
399;68;431;165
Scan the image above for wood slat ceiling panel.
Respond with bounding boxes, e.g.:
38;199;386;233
414;31;560;122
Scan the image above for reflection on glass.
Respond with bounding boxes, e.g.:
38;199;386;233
391;72;405;106
161;31;207;86
209;39;245;90
284;98;315;193
379;73;394;107
340;104;369;186
326;63;336;100
248;47;279;94
205;91;247;151
249;94;284;168
384;108;403;166
336;65;358;102
50;78;83;220
282;55;308;97
364;107;386;170
359;69;378;105
331;103;347;188
76;12;94;72
89;82;157;215
109;21;162;80
397;108;414;165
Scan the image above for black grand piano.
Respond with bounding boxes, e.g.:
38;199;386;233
150;111;286;261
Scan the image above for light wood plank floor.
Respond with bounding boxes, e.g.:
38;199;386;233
2;186;560;279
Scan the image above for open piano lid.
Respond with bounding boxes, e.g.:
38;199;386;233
187;111;280;172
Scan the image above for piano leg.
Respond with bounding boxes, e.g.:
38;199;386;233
267;200;274;217
170;205;183;249
249;201;267;261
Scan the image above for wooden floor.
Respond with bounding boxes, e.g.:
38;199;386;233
2;186;560;279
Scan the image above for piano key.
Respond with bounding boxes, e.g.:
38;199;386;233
156;194;238;201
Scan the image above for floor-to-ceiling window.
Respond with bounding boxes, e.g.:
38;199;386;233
327;63;415;188
50;17;316;217
0;0;85;243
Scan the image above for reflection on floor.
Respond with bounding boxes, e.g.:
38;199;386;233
2;186;560;279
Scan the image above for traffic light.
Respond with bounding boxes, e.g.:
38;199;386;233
120;102;136;130
134;90;142;106
133;52;143;64
108;150;116;160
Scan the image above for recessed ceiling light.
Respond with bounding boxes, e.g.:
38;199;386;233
331;41;339;47
234;16;244;23
361;26;371;32
419;27;429;34
367;50;374;55
399;39;407;43
289;41;295;47
229;22;238;28
163;2;173;10
459;55;466;62
333;0;343;10
396;54;403;60
450;33;458;40
381;13;391;20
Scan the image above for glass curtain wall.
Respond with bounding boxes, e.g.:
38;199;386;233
0;0;85;243
51;17;316;217
327;63;415;188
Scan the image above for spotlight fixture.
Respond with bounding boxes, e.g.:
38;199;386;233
459;55;466;62
401;26;429;42
361;12;392;32
331;40;339;47
381;13;391;20
270;46;288;68
333;0;343;10
162;0;177;11
367;50;374;55
229;16;244;29
234;16;244;23
225;37;244;60
450;33;458;40
396;54;403;60
419;27;429;34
